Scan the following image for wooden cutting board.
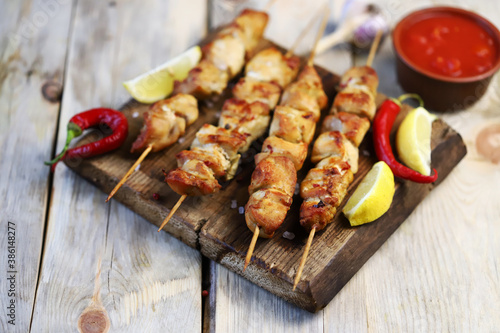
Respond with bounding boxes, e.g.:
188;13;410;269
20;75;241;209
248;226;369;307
65;38;467;313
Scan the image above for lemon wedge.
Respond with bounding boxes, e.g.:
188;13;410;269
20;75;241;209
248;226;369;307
342;161;395;226
396;107;437;176
123;45;202;103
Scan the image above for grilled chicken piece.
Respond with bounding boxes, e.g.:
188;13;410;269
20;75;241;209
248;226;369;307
248;155;297;197
331;86;377;120
131;94;198;153
300;166;353;231
173;59;229;99
166;159;221;196
167;124;248;195
269;106;316;145
245;156;297;238
203;31;246;78
245;48;301;88
280;65;328;121
191;124;248;160
232;77;282;108
255;136;308;170
191;124;247;180
176;146;230;178
321;112;370;147
219;98;270;152
246;189;293;238
234;9;269;55
339;65;379;94
310;131;359;173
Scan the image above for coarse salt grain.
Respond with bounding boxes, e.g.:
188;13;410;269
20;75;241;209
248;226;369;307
231;200;237;209
238;206;244;214
178;137;185;144
282;231;295;240
132;111;139;118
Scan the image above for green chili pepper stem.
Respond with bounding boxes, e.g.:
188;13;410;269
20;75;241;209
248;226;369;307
397;93;424;107
389;97;401;106
44;122;83;166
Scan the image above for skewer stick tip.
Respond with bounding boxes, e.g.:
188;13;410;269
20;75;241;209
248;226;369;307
243;226;260;272
105;144;153;202
293;227;316;291
157;194;187;232
366;29;383;68
285;5;328;59
307;4;331;66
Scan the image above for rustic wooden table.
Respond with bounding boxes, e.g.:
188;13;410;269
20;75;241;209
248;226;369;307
1;0;499;332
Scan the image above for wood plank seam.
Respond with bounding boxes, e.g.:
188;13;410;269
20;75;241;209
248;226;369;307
27;0;78;330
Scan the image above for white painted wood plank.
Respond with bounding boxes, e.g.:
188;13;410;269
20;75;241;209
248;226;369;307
209;263;323;333
0;0;73;331
31;0;206;331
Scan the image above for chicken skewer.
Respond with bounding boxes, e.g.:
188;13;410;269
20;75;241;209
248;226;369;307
174;9;270;98
106;94;199;202
159;11;328;232
105;8;270;202
293;30;383;290
243;7;330;271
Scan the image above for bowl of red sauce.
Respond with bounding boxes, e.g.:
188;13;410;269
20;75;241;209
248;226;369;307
393;7;500;111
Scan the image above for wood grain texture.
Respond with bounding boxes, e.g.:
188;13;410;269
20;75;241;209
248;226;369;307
30;0;205;331
0;0;73;331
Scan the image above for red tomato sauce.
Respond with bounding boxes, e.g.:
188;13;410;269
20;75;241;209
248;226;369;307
400;14;497;78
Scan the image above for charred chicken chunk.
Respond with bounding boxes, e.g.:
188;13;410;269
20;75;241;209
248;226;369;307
131;94;198;153
232;77;282;108
245;48;300;88
173;60;229;99
269;106;316;144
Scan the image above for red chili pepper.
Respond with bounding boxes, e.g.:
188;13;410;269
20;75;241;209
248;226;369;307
45;108;128;171
373;94;438;183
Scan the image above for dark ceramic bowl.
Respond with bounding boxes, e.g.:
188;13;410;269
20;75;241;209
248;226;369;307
393;7;500;112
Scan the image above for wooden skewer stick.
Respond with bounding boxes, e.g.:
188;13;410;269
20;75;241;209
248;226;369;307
285;5;327;58
105;144;153;202
366;29;383;68
243;226;260;271
157;194;187;232
293;227;315;290
292;29;383;291
307;6;331;66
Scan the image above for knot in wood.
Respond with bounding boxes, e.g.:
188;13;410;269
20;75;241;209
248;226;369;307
41;80;62;103
77;309;110;333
